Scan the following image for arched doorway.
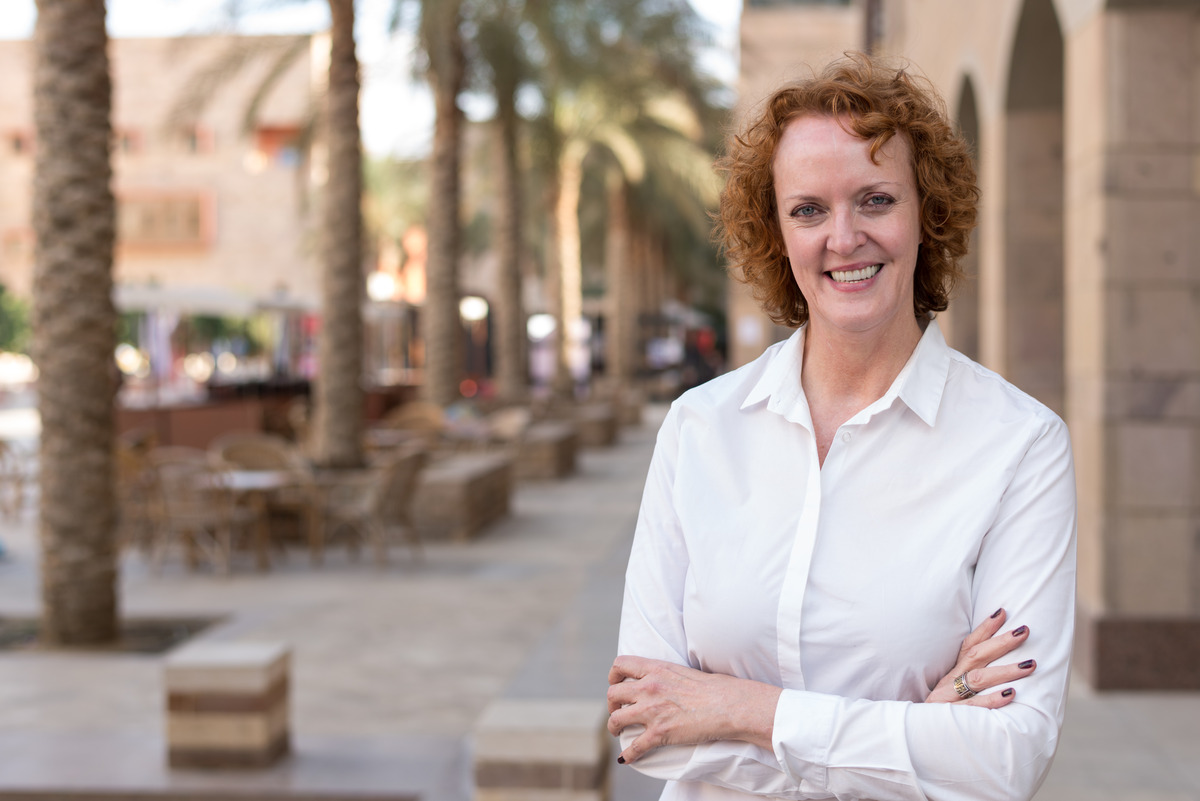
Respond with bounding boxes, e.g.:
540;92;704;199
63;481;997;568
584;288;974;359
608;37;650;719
1003;0;1065;413
946;75;981;362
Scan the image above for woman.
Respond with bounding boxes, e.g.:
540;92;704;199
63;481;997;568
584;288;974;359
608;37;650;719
608;54;1077;801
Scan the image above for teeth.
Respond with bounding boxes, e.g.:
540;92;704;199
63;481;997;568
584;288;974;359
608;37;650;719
830;264;881;283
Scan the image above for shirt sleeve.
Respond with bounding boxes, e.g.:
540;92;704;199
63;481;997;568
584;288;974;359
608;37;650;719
619;408;1078;801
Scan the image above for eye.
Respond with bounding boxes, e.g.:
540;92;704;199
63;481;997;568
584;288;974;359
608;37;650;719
864;194;895;209
791;204;820;218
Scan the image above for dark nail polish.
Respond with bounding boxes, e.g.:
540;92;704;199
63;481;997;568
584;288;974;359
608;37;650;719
991;608;1003;619
1002;688;1014;697
617;756;626;765
1019;659;1035;670
1012;625;1028;637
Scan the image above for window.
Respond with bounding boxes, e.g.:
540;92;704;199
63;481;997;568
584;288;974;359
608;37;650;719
7;132;33;156
176;125;215;155
1;228;32;262
115;129;143;155
253;126;302;168
117;192;211;248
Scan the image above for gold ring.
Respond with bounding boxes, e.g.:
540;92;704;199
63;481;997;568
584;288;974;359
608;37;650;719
954;672;977;699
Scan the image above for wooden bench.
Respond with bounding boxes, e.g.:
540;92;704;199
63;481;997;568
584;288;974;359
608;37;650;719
516;421;578;480
413;452;513;542
574;402;618;448
614;386;645;427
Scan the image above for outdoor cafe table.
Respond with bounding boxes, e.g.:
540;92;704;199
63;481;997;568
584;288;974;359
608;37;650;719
221;469;296;571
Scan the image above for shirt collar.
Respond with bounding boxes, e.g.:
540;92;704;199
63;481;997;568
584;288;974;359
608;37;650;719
739;317;951;428
895;317;950;427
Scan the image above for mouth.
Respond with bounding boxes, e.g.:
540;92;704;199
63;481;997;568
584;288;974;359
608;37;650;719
828;264;882;284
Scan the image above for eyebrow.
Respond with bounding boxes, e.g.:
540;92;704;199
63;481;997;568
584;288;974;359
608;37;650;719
779;181;906;204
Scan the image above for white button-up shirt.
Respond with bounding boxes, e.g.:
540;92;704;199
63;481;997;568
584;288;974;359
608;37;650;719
618;320;1077;801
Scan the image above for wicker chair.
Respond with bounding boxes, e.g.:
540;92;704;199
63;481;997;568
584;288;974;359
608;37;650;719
0;439;29;520
115;434;159;553
146;447;258;574
321;446;429;565
484;406;532;450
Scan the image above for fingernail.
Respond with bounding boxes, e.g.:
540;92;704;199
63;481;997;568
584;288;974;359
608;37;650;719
1002;688;1014;697
1019;659;1035;670
991;608;1003;618
1012;625;1028;637
617;756;626;764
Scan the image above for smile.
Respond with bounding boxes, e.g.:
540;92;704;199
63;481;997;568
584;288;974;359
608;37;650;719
829;264;882;283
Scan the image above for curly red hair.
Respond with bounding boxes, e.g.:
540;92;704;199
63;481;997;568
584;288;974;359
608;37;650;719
716;53;979;328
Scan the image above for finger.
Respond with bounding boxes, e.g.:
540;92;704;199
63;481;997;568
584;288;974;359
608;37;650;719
960;687;1017;710
929;659;1036;704
958;607;1007;656
608;655;647;686
617;730;652;765
958;623;1031;674
607;705;633;737
606;680;637;714
961;659;1036;695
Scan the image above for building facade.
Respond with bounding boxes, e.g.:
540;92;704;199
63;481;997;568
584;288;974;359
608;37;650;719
0;33;323;316
736;0;1200;690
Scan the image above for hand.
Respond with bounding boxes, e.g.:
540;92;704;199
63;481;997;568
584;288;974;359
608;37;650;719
925;608;1035;708
607;655;781;765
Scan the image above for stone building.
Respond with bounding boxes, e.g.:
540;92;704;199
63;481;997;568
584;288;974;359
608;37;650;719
734;0;1200;690
0;33;323;315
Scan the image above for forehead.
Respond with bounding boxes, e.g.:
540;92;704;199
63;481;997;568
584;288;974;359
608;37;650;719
773;114;913;181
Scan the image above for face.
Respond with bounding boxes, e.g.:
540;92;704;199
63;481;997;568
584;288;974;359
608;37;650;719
773;114;922;340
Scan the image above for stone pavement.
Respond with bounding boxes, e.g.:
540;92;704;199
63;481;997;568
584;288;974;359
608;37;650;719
0;397;1197;800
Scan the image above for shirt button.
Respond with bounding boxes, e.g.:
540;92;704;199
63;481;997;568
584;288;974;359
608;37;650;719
841;432;852;443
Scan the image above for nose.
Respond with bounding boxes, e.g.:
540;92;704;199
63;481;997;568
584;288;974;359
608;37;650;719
827;208;864;255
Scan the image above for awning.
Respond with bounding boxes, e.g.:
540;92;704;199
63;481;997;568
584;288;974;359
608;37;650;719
114;283;317;316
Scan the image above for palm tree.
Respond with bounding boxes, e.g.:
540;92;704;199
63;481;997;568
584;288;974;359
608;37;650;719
169;3;367;467
604;168;635;383
474;0;528;402
310;0;366;468
608;123;728;383
417;0;466;407
32;0;119;645
521;0;724;394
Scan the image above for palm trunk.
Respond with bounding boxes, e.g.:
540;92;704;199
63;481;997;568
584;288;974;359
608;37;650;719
604;170;633;384
634;223;657;373
553;138;588;395
492;83;525;401
421;0;465;407
32;0;119;646
542;181;563;391
312;0;365;468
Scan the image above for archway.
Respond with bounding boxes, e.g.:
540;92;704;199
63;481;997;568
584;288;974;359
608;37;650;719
1003;0;1065;413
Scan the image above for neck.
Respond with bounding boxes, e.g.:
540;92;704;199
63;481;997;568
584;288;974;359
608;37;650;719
801;315;925;406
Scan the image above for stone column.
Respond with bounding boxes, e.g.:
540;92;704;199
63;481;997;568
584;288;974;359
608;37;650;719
1066;3;1200;689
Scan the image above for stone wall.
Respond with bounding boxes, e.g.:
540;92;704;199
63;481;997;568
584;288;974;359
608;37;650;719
736;0;1200;688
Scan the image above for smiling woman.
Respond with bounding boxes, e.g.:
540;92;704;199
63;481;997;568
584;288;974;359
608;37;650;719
608;52;1077;801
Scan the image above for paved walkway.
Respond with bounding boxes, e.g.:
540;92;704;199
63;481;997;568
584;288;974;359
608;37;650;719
0;397;1196;800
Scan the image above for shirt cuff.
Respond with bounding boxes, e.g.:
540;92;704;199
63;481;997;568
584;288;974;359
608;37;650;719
772;688;834;790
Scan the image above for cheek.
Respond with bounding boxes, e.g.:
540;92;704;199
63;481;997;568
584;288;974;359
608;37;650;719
781;231;817;268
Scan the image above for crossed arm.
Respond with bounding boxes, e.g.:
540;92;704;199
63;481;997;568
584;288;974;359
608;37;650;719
609;608;1036;764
